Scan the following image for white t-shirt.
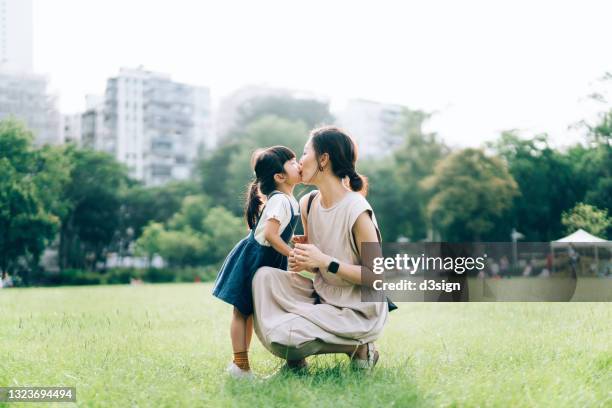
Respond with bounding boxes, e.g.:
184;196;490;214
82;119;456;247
253;192;299;246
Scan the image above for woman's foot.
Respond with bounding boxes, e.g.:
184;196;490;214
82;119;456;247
227;362;254;379
283;358;308;373
349;343;379;370
345;344;368;359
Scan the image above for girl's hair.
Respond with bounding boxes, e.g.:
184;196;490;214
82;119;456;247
245;145;296;229
310;126;368;195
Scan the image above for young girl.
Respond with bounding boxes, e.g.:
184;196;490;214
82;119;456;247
212;145;301;379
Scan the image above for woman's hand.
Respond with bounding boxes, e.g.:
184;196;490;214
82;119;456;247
293;243;330;272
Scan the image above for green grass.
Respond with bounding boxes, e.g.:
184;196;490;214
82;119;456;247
0;283;610;407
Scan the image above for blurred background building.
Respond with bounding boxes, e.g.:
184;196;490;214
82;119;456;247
0;0;61;145
103;67;212;185
0;0;33;72
61;113;82;145
0;71;61;145
80;94;105;150
216;85;329;143
337;99;404;157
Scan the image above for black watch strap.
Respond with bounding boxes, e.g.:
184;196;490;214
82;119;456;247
328;258;340;274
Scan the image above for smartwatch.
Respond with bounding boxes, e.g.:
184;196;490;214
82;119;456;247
328;258;340;274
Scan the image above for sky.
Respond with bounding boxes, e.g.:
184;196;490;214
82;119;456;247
32;0;612;148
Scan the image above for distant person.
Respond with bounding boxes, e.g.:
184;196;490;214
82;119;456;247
546;252;553;272
489;258;500;278
568;244;580;278
212;146;302;379
500;256;510;277
522;259;534;277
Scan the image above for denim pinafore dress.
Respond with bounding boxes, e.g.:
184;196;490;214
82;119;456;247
212;192;299;316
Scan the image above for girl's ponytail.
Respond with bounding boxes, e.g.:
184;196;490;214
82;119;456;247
245;179;262;230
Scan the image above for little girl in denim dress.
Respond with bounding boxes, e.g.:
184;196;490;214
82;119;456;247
212;145;301;378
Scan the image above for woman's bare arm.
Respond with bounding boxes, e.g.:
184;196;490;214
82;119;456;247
293;211;380;285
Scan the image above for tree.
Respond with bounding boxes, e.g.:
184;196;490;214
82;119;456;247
156;229;208;268
167;195;213;232
396;110;450;241
421;148;519;241
364;108;449;242
0;120;59;281
487;131;581;241
120;180;200;242
561;203;611;238
233;95;333;136
199;115;309;215
135;198;244;268
359;159;406;242
59;147;129;270
200;206;246;263
134;222;165;267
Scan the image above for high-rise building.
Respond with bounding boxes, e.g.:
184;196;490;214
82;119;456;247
61;113;82;145
0;0;60;144
0;71;61;145
337;99;404;157
0;0;33;72
81;95;105;150
104;67;212;185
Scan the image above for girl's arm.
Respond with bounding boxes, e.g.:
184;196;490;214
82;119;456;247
293;211;380;285
291;193;311;244
263;219;292;257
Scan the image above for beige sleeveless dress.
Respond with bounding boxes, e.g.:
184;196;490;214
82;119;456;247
252;190;388;360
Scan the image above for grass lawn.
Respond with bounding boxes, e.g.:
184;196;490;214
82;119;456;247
0;283;610;407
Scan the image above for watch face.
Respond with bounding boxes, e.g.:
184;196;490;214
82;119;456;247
329;261;340;273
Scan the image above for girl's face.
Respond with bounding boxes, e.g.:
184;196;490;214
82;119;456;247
283;157;302;186
298;140;318;185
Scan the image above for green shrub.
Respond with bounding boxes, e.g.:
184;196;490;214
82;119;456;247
59;269;103;285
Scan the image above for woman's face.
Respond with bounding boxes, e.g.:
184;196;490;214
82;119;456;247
299;140;318;185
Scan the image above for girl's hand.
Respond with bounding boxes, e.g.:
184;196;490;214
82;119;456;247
293;243;330;272
291;235;308;244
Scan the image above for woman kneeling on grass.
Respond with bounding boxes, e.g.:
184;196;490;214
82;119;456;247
252;126;391;372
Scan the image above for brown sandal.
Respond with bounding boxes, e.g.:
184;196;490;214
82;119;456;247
351;343;379;369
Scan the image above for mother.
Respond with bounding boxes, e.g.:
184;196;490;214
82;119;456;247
252;126;388;369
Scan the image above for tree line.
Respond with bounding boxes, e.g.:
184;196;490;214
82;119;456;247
1;94;610;285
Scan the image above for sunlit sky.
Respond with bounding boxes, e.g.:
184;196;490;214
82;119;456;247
33;0;612;147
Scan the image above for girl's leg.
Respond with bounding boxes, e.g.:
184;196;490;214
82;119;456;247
245;314;254;349
230;307;251;371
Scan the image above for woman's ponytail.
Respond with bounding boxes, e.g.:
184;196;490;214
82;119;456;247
245;179;262;230
348;169;368;195
310;126;370;196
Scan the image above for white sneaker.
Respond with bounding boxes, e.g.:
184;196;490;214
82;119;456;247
227;362;254;379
